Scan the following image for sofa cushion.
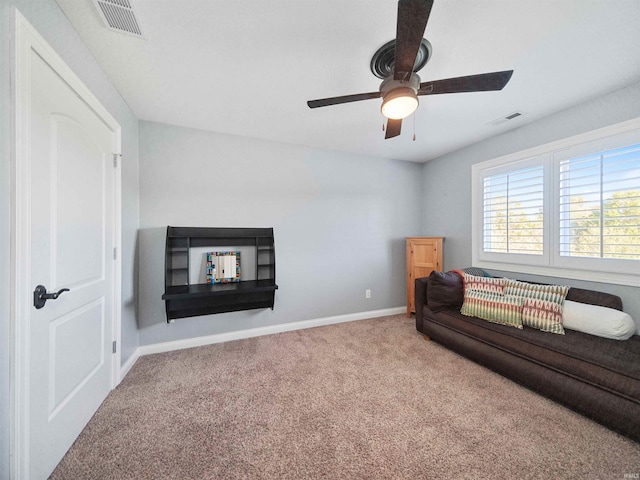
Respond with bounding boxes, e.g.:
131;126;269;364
426;270;464;312
563;300;636;340
461;290;524;329
566;287;622;310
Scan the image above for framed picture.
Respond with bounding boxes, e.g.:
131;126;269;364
206;251;241;283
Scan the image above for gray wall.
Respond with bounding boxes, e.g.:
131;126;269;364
0;1;140;477
421;81;640;328
138;121;422;345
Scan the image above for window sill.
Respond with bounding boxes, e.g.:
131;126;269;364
474;260;640;288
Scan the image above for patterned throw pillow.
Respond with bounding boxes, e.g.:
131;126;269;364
462;267;489;277
522;298;565;334
504;279;569;303
463;273;505;294
505;279;569;334
461;290;524;329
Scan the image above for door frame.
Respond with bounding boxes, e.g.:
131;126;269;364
10;9;122;478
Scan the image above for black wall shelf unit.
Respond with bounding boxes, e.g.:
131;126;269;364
162;226;277;322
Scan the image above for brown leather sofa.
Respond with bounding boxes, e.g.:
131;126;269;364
415;274;640;441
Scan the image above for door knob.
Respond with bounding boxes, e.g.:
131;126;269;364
33;285;70;309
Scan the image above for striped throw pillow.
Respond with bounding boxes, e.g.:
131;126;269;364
461;290;524;329
504;279;569;303
522;298;565;334
463;273;505;294
505;279;569;334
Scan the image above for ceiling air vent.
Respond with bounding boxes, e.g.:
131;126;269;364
93;0;145;38
489;111;526;126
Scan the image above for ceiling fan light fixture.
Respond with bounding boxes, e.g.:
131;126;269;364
381;87;419;120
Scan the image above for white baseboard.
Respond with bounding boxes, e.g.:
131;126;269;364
119;348;140;382
138;306;406;357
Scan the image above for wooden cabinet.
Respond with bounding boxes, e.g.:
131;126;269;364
406;237;443;317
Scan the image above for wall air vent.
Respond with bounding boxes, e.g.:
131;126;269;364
93;0;145;39
489;111;526;126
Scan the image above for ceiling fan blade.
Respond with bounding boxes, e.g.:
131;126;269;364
394;0;434;80
385;118;402;139
307;92;381;109
418;70;514;95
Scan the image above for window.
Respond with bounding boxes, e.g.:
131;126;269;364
558;144;640;260
472;118;640;287
483;164;544;255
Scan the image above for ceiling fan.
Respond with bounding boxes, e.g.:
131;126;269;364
307;0;514;139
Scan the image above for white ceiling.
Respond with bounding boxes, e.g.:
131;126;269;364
56;0;640;163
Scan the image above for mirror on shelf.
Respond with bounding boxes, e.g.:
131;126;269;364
206;251;241;284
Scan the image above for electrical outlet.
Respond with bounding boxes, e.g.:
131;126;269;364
365;289;371;299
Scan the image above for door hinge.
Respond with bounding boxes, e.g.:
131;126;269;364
112;341;117;353
113;247;117;260
113;153;121;167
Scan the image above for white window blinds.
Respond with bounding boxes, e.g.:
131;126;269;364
483;164;544;255
559;143;640;260
473;119;640;286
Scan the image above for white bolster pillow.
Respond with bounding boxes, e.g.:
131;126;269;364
562;300;636;340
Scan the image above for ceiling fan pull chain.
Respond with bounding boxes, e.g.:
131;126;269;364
413;114;416;141
382;118;385;131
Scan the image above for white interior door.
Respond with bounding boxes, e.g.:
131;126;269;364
13;11;121;480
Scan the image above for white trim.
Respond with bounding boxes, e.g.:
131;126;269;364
11;9;122;479
476;155;551;266
474;260;640;287
119;348;140;381
474;117;640;172
11;11;29;479
138;307;406;357
112;145;122;389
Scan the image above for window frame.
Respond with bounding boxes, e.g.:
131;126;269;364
472;117;640;287
478;154;551;267
480;157;549;265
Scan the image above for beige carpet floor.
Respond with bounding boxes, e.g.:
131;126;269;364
51;315;640;479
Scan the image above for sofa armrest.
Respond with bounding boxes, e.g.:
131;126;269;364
414;276;429;332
